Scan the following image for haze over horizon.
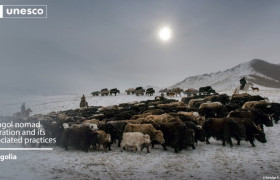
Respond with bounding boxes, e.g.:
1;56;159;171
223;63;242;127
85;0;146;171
1;0;280;96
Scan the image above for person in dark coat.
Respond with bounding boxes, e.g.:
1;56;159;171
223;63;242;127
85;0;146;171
80;95;89;108
240;77;247;90
21;102;26;114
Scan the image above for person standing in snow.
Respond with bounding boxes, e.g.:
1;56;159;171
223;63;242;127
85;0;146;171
21;102;26;114
80;95;89;108
240;77;247;90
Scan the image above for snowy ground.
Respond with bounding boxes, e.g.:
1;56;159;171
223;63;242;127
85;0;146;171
0;93;159;117
0;89;280;180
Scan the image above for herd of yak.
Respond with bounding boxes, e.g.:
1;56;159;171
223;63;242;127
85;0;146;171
90;86;209;97
91;87;157;96
7;91;280;153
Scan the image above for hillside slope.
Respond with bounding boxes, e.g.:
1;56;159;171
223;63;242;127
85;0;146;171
171;59;280;90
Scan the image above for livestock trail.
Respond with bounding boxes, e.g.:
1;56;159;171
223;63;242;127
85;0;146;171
1;89;280;179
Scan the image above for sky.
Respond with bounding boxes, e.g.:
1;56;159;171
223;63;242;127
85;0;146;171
0;0;280;96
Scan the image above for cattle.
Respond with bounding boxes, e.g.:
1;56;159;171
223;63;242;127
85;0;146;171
119;102;138;109
143;109;166;115
188;98;205;109
63;123;70;129
184;88;199;97
96;130;112;152
178;111;206;126
166;92;175;98
124;124;165;148
131;113;152;120
202;118;245;146
269;103;280;123
70;123;83;128
69;123;98;130
61;126;99;152
100;88;110;96
91;91;100;96
181;94;210;104
153;122;195;152
242;101;280;123
178;111;199;118
98;121;127;147
159;88;171;94
125;88;136;95
98;105;120;112
155;95;166;101
242;100;268;109
41;121;64;146
62;106;100;120
168;112;193;121
56;113;68;121
135;87;145;96
63;120;98;131
146;88;155;96
159;102;185;108
230;118;267;147
83;123;98;131
230;93;266;107
125;118;153;124
184;121;205;144
111;110;136;121
83;119;104;125
157;102;186;112
121;132;151;153
199;102;224;118
145;113;182;124
199;86;216;95
203;94;230;105
228;109;273;128
110;88;120;96
172;87;184;97
221;103;241;117
230;93;251;107
199;102;222;109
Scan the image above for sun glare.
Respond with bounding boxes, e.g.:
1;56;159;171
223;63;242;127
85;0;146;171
158;27;172;42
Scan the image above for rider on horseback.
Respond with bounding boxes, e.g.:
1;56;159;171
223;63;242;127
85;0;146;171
240;77;247;90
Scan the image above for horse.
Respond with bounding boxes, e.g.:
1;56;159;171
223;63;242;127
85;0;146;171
233;82;253;94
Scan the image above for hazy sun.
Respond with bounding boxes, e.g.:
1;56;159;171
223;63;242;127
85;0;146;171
158;27;172;42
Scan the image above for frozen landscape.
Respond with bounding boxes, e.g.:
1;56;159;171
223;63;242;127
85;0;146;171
1;0;280;179
1;88;280;180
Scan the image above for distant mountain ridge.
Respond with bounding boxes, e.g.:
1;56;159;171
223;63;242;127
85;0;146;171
171;59;280;90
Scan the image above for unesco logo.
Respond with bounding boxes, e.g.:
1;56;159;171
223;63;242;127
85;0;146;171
0;5;47;18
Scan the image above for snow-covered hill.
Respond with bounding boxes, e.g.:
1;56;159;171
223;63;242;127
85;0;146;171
171;59;280;90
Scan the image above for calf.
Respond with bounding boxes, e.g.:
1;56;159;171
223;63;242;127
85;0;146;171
96;130;112;152
124;124;165;148
121;132;151;153
100;121;128;147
